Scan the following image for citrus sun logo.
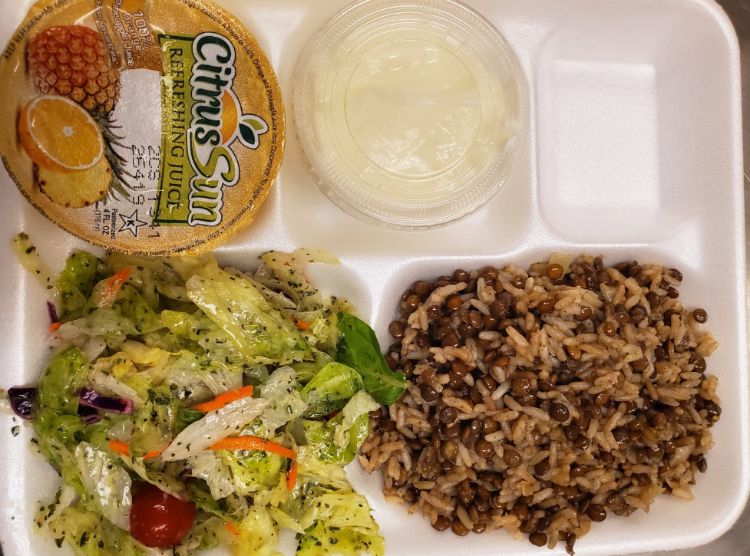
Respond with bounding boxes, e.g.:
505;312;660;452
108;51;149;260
186;32;269;227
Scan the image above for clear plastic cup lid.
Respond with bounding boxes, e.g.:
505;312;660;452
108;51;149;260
294;0;528;228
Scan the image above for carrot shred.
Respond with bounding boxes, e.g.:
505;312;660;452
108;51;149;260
108;440;130;457
110;442;162;460
209;435;297;460
48;322;62;333
225;522;240;537
108;268;131;288
193;385;254;413
295;319;310;331
286;460;299;491
143;449;162;460
94;268;132;309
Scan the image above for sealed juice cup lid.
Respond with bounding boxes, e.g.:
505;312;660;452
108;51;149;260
294;0;527;228
0;0;284;255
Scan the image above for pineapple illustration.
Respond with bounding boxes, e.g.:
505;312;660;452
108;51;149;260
25;25;133;202
27;25;120;116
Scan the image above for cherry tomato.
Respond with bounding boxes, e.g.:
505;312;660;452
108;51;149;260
130;482;196;548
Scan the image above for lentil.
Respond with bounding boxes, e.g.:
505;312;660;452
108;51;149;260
549;402;570;422
546;263;564;280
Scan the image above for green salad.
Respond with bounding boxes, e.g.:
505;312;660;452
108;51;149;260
9;234;405;556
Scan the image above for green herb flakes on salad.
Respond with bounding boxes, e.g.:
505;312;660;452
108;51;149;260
8;236;404;555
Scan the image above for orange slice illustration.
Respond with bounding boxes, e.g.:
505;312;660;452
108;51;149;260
18;96;104;172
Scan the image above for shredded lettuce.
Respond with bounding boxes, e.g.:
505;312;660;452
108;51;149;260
303;391;379;465
33;348;89;493
118;340;172;384
257;366;307;433
38;347;88;414
297;521;384;556
179;515;225;553
233;506;280;556
160;310;245;366
58;308;138;350
116;285;163;334
115;453;186;500
34;411;87;495
41;502;145;556
74;442;132;530
189;451;236;500
56;251;103;320
128;387;179;457
291;349;334;384
257;249;339;312
295;446;351;492
301;362;363;418
186;263;310;364
227;450;286;500
334;391;379;450
164;349;244;403
298;492;383;556
161;396;269;461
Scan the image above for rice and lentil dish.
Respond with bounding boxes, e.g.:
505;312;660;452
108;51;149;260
359;255;721;554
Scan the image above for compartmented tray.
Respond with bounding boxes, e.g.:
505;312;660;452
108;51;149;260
0;0;746;555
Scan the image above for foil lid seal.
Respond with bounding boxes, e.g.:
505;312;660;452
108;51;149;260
0;0;284;254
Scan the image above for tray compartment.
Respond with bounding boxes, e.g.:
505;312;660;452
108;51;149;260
536;1;738;244
0;1;745;556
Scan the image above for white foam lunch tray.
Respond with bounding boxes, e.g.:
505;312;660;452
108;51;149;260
0;0;746;555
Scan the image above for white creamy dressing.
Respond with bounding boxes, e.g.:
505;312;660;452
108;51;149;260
294;0;525;226
345;38;483;180
322;27;508;204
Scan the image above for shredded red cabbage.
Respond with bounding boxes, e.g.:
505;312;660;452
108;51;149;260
8;387;36;420
77;404;102;424
46;301;58;324
79;388;133;414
